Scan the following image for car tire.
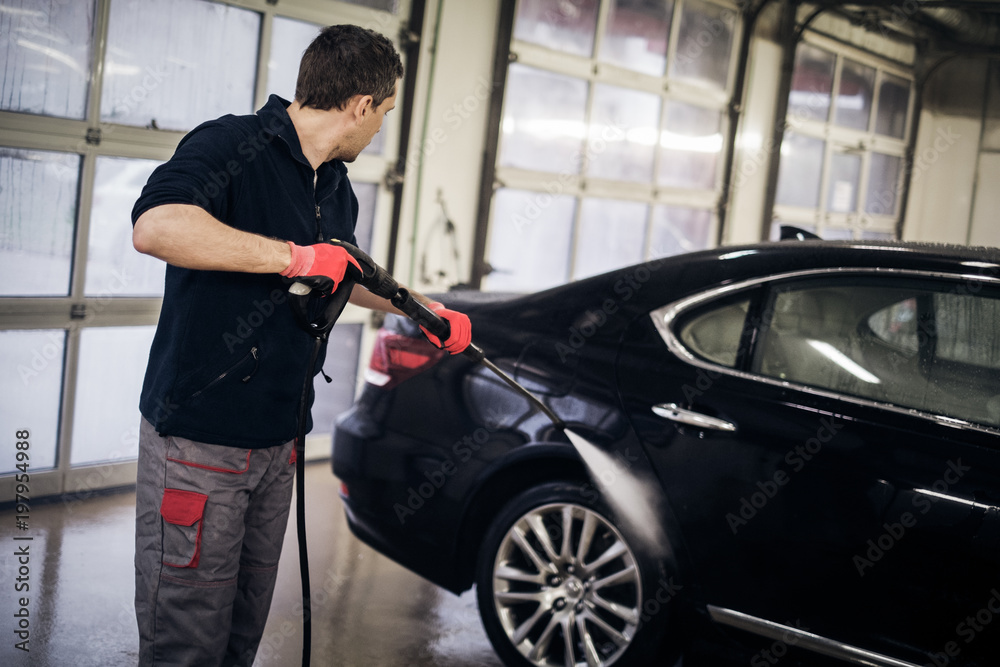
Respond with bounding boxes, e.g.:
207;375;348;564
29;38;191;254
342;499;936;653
475;481;675;667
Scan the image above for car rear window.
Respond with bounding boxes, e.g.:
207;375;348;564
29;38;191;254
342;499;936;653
677;298;751;368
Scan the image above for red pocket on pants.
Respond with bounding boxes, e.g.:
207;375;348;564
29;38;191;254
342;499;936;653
160;488;208;568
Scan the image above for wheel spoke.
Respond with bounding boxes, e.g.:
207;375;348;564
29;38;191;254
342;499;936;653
582;540;626;574
513;524;554;575
590;592;640;626
512;604;549;646
527;613;561;662
561;616;575;667
560;506;574;562
591;563;637;591
496;590;545;605
577;615;603;667
527;513;560;564
496;564;546;585
576;512;597;564
583;609;630;648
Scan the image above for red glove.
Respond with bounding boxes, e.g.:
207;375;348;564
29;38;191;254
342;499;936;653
420;302;472;354
280;241;361;290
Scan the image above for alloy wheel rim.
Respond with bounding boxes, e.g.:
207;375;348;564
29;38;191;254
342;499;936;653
492;502;642;667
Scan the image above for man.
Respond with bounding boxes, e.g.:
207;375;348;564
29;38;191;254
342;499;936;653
130;25;470;666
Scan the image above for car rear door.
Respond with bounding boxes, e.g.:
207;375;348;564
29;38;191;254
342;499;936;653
616;272;1000;664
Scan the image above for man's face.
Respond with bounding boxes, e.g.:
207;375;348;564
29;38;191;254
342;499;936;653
338;85;397;163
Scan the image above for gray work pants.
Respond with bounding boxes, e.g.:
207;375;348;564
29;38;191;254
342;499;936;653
134;418;296;666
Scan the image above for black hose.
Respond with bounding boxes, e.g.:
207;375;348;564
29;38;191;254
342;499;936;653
295;335;324;667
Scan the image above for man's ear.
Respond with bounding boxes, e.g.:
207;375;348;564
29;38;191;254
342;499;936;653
351;94;374;123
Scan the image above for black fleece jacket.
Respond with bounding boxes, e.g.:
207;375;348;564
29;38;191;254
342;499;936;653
132;95;358;447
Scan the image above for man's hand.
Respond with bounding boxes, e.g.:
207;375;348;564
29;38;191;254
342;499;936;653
280;242;362;292
420;302;472;354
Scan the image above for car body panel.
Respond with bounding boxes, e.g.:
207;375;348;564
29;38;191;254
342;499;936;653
332;241;1000;665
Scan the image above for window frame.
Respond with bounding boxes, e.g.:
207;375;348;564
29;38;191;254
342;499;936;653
772;32;915;241
485;0;742;289
0;0;408;502
651;266;1000;437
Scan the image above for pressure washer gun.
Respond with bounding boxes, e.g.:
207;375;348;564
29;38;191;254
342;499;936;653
288;239;563;425
289;238;486;355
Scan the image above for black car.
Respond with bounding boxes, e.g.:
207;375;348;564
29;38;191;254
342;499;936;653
333;241;1000;667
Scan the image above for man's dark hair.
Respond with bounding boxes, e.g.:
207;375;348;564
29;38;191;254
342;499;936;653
295;24;403;111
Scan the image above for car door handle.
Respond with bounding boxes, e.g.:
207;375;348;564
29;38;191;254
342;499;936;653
652;403;737;433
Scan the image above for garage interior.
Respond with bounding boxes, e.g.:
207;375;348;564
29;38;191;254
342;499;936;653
1;0;998;665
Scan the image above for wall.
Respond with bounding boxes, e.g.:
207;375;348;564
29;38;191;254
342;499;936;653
725;1;783;245
903;58;990;245
393;0;500;293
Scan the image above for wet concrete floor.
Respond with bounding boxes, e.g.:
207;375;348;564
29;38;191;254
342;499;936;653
0;463;835;667
0;462;503;667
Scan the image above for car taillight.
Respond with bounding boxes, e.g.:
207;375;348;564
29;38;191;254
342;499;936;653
364;328;446;390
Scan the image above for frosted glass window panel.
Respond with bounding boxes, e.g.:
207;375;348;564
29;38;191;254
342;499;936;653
669;0;734;89
100;0;260;131
513;0;599;57
834;59;875;131
341;0;399;12
600;0;674;77
485;188;575;292
86;157;165;297
311;323;362;436
0;0;94;119
658;100;722;189
788;43;835;123
267;16;321;104
984;61;1000;151
587;84;659;183
572;198;647;280
500;65;588;174
0;148;79;296
649;205;711;258
860;230;893;241
71;325;155;466
775;133;824;208
0;329;64;474
821;227;853;240
353;181;377;251
866;152;902;216
875;74;910;139
826;151;861;213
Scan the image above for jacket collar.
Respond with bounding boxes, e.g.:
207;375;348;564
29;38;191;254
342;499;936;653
257;95;347;198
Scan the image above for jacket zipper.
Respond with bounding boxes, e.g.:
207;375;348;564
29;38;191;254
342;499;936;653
190;346;259;399
314;171;324;242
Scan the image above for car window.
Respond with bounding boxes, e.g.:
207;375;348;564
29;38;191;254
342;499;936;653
677;298;751;368
755;282;1000;428
867;297;918;354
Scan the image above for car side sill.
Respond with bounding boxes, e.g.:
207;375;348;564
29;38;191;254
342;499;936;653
707;605;921;667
